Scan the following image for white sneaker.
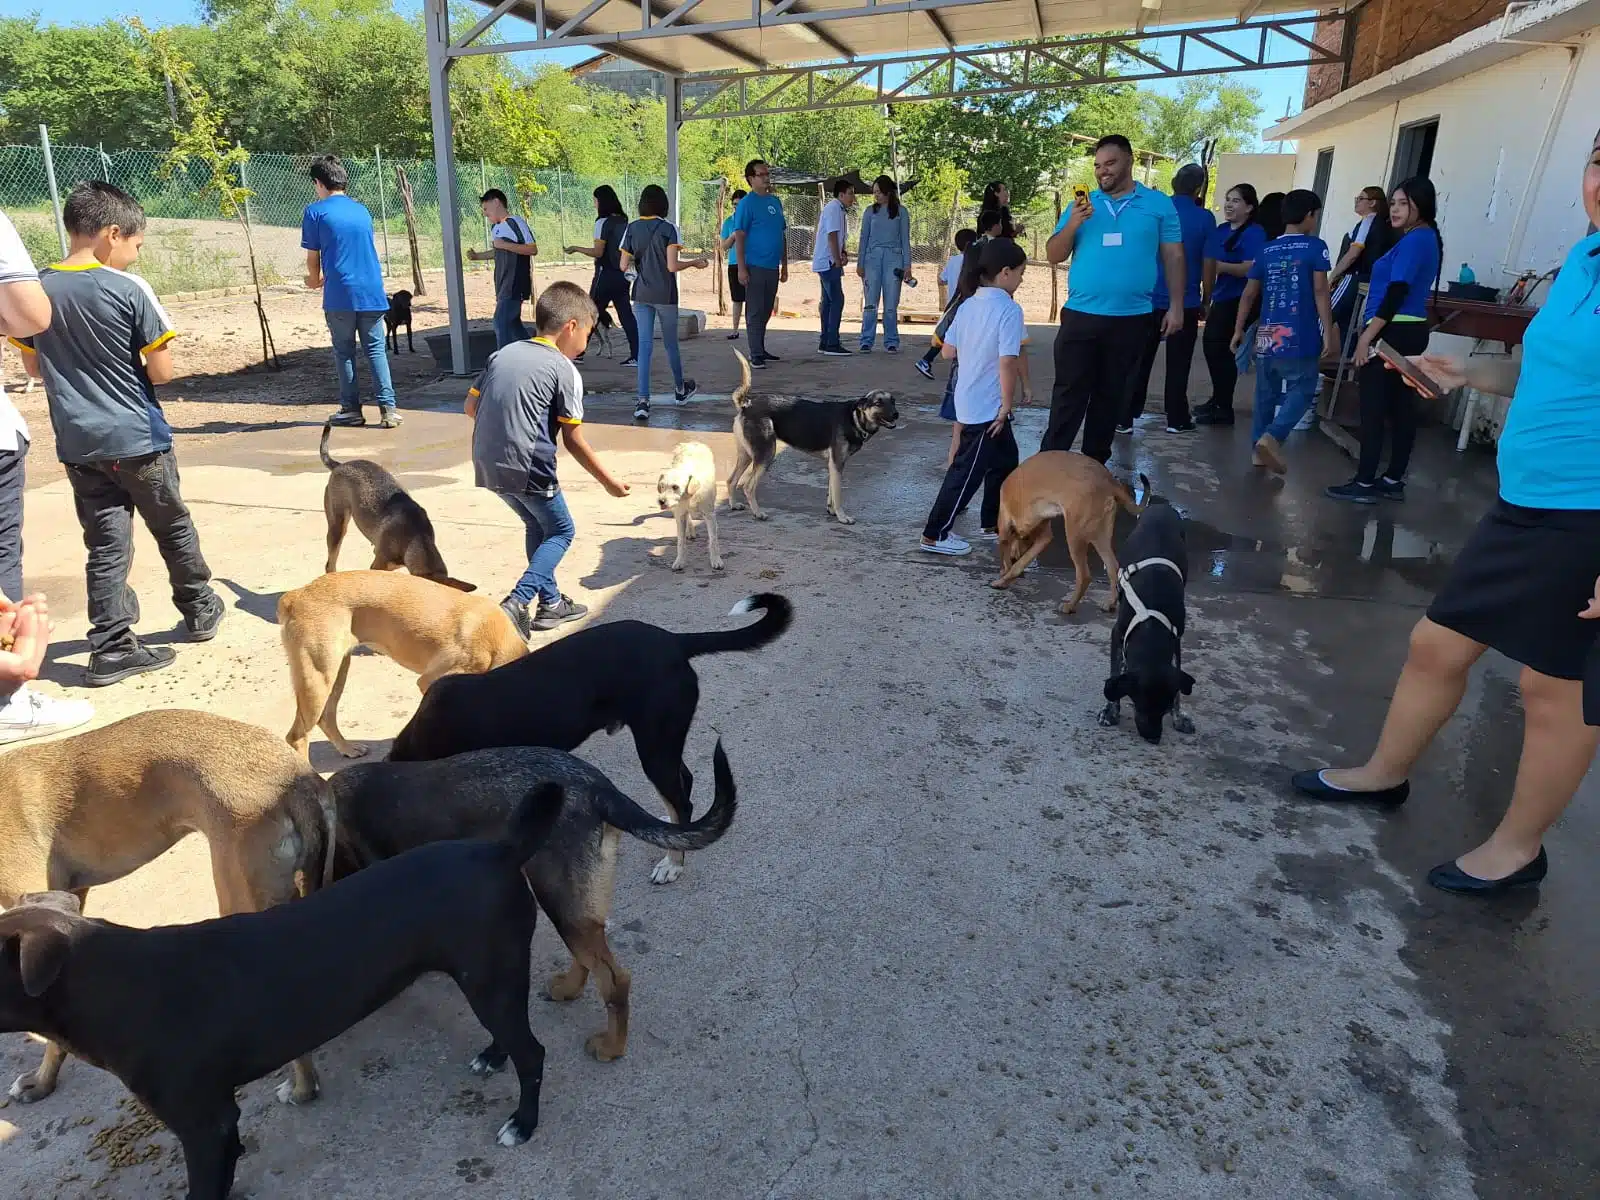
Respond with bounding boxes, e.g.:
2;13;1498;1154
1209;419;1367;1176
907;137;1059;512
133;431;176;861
920;535;971;556
0;686;95;745
1294;409;1317;432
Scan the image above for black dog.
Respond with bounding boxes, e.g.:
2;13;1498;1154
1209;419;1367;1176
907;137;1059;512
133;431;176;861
1099;500;1195;743
0;785;564;1200
385;289;414;353
389;593;790;884
726;349;899;525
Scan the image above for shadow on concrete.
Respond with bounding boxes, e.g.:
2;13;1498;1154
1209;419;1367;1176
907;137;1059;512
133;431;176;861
312;739;393;774
219;577;285;626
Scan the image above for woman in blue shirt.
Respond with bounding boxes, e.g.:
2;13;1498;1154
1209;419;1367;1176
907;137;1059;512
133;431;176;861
855;176;915;353
1294;131;1600;896
718;188;747;341
1325;177;1443;503
1196;184;1266;426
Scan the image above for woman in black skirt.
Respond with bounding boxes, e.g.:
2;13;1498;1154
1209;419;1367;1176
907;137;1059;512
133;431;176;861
1294;130;1600;895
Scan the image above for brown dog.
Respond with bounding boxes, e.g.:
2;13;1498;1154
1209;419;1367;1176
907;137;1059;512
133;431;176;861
0;709;334;1106
320;420;472;589
279;570;528;760
991;452;1148;614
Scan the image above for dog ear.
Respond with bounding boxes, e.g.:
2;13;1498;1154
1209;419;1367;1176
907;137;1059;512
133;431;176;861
16;924;71;998
1178;670;1195;696
1103;674;1134;702
442;577;477;593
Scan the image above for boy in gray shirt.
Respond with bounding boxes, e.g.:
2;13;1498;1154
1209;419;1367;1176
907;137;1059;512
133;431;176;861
466;281;630;638
12;182;222;686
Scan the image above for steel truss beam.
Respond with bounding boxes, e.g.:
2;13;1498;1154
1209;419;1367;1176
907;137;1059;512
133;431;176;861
678;16;1346;121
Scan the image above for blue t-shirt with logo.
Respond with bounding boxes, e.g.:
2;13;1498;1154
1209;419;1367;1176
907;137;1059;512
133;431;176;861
1053;183;1181;318
1247;233;1332;359
720;214;739;267
1153;193;1216;311
1363;226;1442;323
1204;221;1268;304
732;190;787;270
300;193;388;313
1496;231;1600;509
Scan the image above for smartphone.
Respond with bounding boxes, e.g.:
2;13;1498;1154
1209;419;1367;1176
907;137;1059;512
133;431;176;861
1375;342;1446;399
1074;187;1089;204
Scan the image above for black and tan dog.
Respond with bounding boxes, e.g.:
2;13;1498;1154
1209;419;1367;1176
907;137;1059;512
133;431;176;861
389;593;790;885
1099;499;1195;743
0;786;563;1200
0;710;334;1106
726;349;899;524
331;740;736;1062
320;420;471;588
384;289;414;353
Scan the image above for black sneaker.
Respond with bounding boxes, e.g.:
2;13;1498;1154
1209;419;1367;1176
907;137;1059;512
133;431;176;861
1114;422;1135;435
326;409;365;427
634;399;651;422
856;345;872;354
183;595;226;642
762;351;782;362
621;356;638;367
914;358;934;380
885;345;900;355
531;594;588;631
1376;476;1406;501
86;643;176;688
821;346;853;358
1166;421;1196;433
498;595;533;641
675;379;699;403
1325;480;1379;505
750;357;768;370
1194;408;1234;426
725;331;740;340
575;353;586;364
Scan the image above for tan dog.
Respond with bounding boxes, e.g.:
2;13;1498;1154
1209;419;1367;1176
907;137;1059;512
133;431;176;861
991;452;1148;614
0;709;335;1106
279;570;528;759
657;441;723;572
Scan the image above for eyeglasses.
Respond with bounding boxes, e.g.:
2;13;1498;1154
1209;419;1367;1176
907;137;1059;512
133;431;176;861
750;171;770;179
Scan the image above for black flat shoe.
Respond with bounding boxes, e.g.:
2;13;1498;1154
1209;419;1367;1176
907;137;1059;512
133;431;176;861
1427;847;1548;895
1290;768;1409;807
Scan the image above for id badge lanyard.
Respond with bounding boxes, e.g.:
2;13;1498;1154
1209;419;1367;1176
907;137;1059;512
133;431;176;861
1101;194;1135;247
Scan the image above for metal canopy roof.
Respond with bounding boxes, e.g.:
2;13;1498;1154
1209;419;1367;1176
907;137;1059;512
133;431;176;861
460;0;1326;77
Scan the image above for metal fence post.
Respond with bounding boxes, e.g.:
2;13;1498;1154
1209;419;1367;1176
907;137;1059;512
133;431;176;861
374;145;392;277
38;125;69;258
479;158;489;247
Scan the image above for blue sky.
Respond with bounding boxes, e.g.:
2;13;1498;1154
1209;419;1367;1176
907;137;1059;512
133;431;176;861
3;0;1308;143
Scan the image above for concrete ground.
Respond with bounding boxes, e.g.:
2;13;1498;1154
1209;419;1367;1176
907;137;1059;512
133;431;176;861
0;319;1594;1200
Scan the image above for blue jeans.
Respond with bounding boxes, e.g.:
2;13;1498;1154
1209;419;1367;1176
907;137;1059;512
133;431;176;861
859;248;904;349
493;291;528;349
325;310;395;413
497;489;574;608
1252;354;1323;443
636;302;683;401
817;266;845;349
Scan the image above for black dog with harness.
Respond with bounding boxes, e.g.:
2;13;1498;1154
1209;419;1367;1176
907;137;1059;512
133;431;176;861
1099;500;1195;743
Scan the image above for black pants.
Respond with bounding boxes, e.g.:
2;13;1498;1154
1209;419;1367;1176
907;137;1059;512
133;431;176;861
745;266;780;360
0;441;23;602
1201;297;1242;412
591;271;639;360
66;450;215;655
923;419;1019;540
1125;306;1200;427
1356;321;1431;484
1042;310;1149;463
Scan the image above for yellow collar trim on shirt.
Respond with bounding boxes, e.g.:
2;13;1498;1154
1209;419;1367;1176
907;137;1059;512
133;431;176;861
531;336;560;349
50;260;104;271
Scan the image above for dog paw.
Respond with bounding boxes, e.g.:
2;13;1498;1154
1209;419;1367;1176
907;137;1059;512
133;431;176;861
1059;602;1080;616
274;1077;319;1106
752;510;769;522
728;499;746;512
649;855;684;885
1171;713;1196;735
670;559;686;572
544;968;587;1002
710;557;724;571
469;1050;507;1077
338;743;370;760
585;1032;627;1062
1098;703;1121;728
8;1071;54;1104
496;1116;535;1148
990;578;1010;590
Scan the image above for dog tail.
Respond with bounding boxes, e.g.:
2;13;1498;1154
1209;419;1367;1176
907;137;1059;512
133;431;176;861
504;782;567;862
1113;472;1151;515
598;739;738;852
678;593;792;658
319;420;341;471
731;348;753;409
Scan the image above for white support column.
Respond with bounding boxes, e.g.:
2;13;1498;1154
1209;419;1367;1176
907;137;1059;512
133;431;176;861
425;0;470;376
665;74;682;224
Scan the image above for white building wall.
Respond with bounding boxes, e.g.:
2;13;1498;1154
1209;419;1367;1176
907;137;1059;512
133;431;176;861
1288;41;1599;290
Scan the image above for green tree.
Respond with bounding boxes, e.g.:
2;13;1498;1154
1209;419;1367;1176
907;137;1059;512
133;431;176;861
1138;78;1264;160
0;18;170;147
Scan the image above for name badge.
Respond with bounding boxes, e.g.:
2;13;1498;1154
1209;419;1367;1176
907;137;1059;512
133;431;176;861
1102;232;1123;247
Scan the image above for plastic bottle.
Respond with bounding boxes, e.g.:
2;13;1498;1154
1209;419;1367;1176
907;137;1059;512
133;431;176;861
1457;262;1476;285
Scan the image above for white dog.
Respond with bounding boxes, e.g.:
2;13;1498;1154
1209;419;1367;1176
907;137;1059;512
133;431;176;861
3;340;36;395
657;441;722;572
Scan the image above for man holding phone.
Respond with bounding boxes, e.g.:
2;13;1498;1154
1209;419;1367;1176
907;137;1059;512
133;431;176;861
1043;135;1185;463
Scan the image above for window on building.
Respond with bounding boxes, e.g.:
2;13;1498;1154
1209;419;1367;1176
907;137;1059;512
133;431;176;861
1311;149;1335;233
1391;119;1439;187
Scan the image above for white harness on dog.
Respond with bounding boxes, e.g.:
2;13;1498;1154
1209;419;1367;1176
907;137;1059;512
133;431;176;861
1117;558;1184;645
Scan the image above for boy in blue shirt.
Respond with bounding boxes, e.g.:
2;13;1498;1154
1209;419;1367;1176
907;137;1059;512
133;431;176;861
1230;189;1338;475
730;160;788;368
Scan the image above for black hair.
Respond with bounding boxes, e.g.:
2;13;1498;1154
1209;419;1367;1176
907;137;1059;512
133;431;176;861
479;188;509;208
981;181;1006;209
1222;183;1260;252
63;180;147;238
832;178;855;198
309;155;348;192
871;175;900;220
1171;164;1208;198
744;159;768;183
1094;134;1133;157
1393;176;1445;295
638;184;669;218
535;280;599;334
1258;192;1287;241
977;236;1026;281
976;207;1004;236
593;185;624;219
1283;188;1323;228
731;188;748;202
953;228;977;252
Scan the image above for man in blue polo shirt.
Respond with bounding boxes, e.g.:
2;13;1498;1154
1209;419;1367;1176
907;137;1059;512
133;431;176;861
1043;135;1184;462
1121;163;1215;434
302;155;398;429
731;159;788;369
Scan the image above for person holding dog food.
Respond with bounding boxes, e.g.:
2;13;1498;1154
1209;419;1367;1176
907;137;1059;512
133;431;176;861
466;281;630;639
